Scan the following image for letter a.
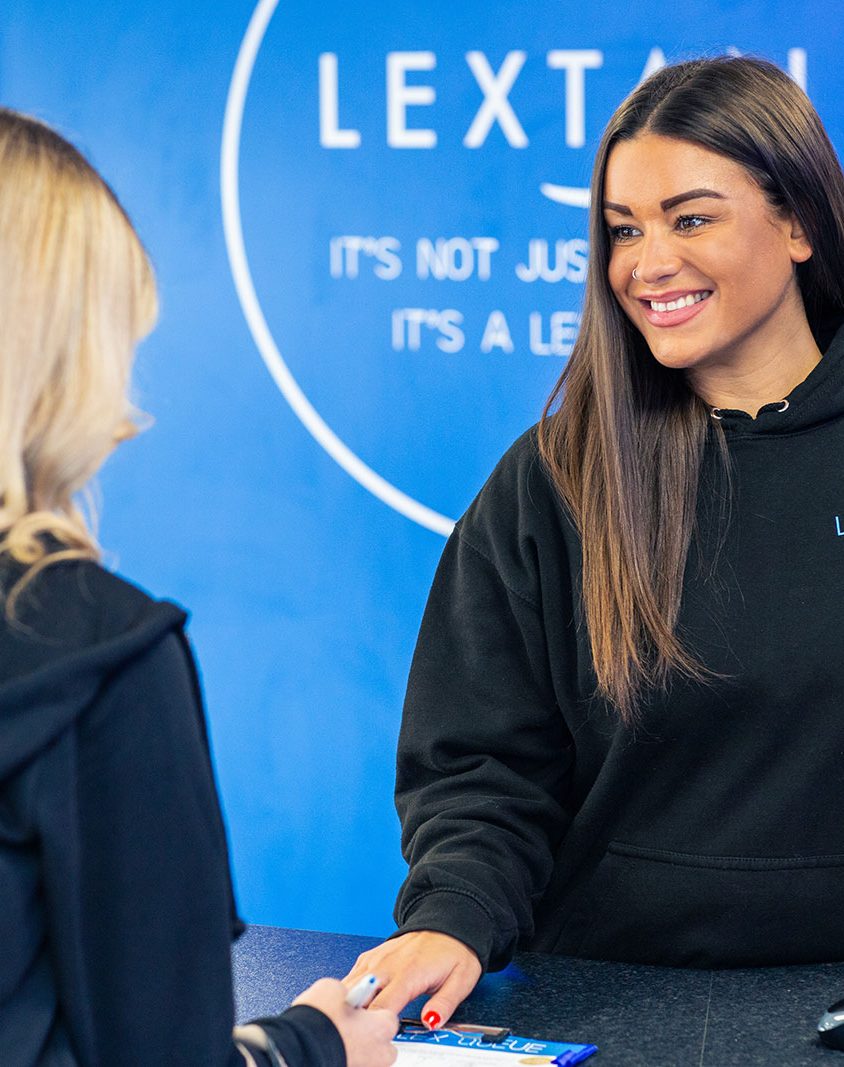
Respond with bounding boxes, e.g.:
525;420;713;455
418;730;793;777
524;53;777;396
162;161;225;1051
480;310;514;353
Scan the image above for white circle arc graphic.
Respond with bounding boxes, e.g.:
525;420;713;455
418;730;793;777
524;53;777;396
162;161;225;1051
221;0;456;537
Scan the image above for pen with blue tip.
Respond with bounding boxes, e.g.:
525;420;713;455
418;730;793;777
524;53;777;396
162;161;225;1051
345;973;380;1009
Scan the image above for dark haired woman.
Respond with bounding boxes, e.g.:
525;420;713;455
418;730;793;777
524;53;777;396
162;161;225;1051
345;55;844;1026
0;108;397;1066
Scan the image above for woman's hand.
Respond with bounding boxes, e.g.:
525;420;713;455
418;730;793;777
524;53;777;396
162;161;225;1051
292;978;399;1067
343;931;483;1029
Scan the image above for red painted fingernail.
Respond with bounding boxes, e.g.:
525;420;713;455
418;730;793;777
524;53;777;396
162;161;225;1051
423;1011;442;1030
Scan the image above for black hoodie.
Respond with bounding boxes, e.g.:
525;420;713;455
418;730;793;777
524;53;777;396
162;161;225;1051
394;323;844;972
0;559;344;1066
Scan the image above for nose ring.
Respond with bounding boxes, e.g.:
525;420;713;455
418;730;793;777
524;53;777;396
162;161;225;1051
632;268;640;281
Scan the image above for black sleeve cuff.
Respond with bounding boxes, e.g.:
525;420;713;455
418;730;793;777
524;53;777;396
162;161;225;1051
250;1005;346;1067
395;888;514;971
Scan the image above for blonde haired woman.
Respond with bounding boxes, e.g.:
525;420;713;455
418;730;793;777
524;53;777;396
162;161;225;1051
0;110;396;1067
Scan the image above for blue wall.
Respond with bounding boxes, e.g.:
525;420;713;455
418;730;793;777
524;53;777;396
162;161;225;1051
2;0;840;936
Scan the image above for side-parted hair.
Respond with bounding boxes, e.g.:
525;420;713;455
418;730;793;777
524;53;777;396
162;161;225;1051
538;56;844;721
0;108;157;602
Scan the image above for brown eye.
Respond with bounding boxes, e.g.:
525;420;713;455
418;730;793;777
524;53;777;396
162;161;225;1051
609;225;640;243
675;215;709;233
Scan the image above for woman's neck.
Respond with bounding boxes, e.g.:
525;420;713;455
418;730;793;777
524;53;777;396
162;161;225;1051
686;314;822;417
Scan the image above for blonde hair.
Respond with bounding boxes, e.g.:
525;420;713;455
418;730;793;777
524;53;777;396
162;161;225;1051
0;108;157;602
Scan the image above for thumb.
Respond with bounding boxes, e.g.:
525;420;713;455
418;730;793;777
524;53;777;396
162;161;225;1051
419;967;477;1030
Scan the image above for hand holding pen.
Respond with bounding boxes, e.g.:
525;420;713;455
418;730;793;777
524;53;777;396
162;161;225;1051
293;974;398;1067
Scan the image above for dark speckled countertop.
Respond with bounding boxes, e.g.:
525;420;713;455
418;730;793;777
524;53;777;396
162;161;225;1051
232;926;844;1065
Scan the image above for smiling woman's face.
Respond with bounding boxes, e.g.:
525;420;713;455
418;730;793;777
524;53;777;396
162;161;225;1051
603;133;813;383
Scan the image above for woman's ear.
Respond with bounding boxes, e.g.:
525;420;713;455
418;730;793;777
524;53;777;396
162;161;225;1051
787;215;813;263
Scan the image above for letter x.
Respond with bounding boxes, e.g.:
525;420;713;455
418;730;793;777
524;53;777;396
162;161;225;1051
463;51;528;148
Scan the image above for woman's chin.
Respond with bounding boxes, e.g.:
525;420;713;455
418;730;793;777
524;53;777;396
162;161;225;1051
646;347;708;373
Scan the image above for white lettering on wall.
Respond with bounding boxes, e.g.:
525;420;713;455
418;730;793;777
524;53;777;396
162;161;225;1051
319;49;808;148
530;311;580;355
463;51;529;148
480;311;514;353
639;47;667;81
416;237;500;280
387;52;437;148
515;239;588;283
391;308;464;351
319;53;361;148
329;236;402;279
788;48;807;89
546;49;604;148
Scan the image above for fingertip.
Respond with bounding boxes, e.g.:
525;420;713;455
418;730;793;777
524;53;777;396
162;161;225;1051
422;1009;442;1030
313;976;346;999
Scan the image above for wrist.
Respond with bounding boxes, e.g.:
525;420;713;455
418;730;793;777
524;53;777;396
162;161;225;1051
395;891;495;969
233;1024;289;1067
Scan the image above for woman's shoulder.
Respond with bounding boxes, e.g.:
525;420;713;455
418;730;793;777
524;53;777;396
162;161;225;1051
0;557;187;687
485;423;543;477
454;424;577;591
0;558;192;786
460;424;568;540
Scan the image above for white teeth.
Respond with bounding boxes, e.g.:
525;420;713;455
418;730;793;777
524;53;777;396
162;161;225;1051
649;291;711;312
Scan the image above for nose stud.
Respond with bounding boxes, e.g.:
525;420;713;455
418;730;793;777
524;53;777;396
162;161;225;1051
632;268;640;281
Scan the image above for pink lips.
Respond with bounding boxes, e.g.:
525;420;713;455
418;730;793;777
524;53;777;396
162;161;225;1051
639;291;712;328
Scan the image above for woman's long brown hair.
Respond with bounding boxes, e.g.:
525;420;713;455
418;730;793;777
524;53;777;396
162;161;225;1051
538;57;844;721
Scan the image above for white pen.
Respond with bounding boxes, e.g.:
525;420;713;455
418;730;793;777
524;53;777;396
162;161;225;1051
345;973;380;1009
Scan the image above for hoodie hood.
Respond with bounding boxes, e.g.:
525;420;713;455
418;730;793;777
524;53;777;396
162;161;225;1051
0;561;186;783
708;317;844;436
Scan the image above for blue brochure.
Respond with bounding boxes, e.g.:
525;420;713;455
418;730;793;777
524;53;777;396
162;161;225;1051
393;1026;598;1064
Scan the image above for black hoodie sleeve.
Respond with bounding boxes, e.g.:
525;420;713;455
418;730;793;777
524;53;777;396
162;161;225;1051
394;503;575;971
244;1006;347;1066
32;620;345;1067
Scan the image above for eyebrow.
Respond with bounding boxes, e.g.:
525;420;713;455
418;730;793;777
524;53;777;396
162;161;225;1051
603;188;727;215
